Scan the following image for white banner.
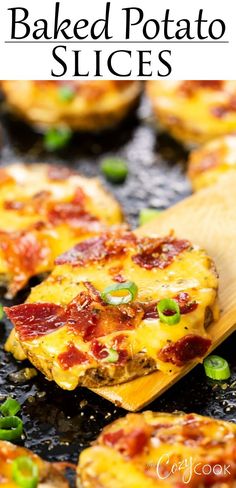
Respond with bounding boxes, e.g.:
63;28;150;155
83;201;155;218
0;0;235;80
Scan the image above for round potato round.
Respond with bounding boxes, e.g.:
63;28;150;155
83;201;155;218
0;163;123;297
0;440;68;487
6;229;218;390
188;134;236;191
1;80;142;131
147;80;236;146
78;411;236;488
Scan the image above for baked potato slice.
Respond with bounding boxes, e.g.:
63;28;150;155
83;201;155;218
5;229;218;389
1;81;142;131
0;163;122;297
147;80;236;146
77;411;236;488
188;134;236;191
0;440;68;487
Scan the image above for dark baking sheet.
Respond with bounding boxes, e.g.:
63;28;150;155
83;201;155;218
0;96;236;486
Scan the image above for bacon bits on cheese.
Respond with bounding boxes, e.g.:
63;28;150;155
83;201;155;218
0;81;142;131
188;134;236;191
147;80;236;146
5;229;218;390
77;411;236;488
0;440;68;487
0;163;123;296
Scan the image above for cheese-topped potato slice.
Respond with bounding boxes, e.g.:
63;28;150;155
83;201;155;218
0;440;68;487
188;134;236;191
78;411;236;488
147;80;236;146
0;163;122;297
1;81;142;131
5;229;218;390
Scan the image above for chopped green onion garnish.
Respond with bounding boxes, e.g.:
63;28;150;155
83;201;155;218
139;208;161;226
12;456;39;488
101;281;138;305
58;85;75;102
0;416;23;441
101;157;128;184
105;348;119;363
157;298;181;325
0;303;4;320
44;127;72;151
0;397;21;417
204;355;231;380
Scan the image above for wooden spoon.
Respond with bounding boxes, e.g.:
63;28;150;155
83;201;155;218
92;173;236;411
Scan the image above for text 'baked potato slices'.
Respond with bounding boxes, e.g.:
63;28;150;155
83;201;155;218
147;80;236;146
188;134;236;191
5;229;218;390
0;81;142;131
0;440;68;487
0;163;122;297
77;411;236;488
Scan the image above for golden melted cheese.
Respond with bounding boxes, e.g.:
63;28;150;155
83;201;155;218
147;81;236;146
0;440;68;487
188;135;236;191
0;163;122;296
1;81;142;131
78;411;236;488
6;231;218;390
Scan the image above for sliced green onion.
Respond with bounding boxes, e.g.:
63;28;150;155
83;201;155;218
139;208;161;226
0;416;23;441
101;157;128;184
105;348;119;363
12;456;39;488
44;127;72;151
157;298;181;325
58;85;75;102
0;303;4;320
101;282;138;305
204;355;231;380
0;397;21;417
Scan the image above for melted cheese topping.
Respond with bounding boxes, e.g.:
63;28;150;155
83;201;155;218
0;440;61;487
0;163;122;296
7;232;218;390
147;80;236;145
1;81;142;130
188;135;236;191
78;412;236;488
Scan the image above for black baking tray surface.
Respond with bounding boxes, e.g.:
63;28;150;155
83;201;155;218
0;96;235;486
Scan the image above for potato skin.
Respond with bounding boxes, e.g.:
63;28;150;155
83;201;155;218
1;81;142;131
0;440;69;487
188;134;236;191
147;80;236;146
77;411;236;488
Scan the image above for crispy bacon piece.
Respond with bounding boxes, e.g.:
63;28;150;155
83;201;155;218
180;81;223;97
58;343;89;369
55;231;136;266
91;338;128;364
174;292;198;314
5;286;143;343
132;237;190;270
66;293;143;342
211;96;236;118
103;428;150;458
158;334;211;366
5;303;66;340
0;230;50;293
